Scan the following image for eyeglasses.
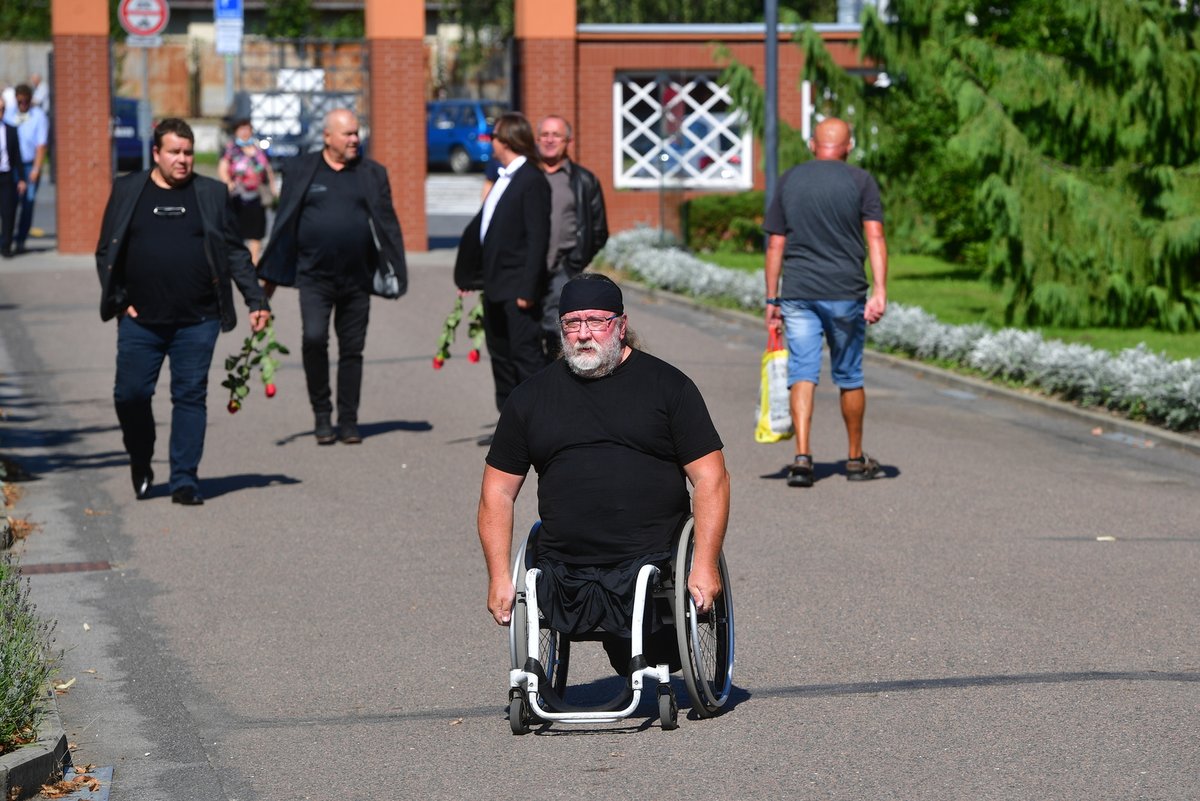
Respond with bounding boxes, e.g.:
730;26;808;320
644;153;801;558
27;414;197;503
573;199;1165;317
539;132;566;140
560;314;620;333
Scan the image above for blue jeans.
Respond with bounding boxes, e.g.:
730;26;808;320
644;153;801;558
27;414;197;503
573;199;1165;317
780;299;866;388
114;316;220;492
14;161;38;247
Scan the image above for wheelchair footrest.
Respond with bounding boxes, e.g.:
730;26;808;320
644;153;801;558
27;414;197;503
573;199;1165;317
523;657;635;714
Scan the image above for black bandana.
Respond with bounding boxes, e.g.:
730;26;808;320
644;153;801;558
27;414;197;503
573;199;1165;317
559;277;624;317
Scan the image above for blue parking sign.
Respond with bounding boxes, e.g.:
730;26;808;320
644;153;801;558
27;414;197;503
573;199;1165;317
215;0;242;20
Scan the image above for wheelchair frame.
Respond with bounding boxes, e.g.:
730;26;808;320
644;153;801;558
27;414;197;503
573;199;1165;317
506;516;734;733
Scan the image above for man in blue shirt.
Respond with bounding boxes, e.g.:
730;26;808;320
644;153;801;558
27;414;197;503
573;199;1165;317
2;84;48;255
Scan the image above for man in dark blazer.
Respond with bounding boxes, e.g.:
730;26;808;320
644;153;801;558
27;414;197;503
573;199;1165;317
259;108;407;445
96;118;271;506
455;111;550;411
0;94;26;258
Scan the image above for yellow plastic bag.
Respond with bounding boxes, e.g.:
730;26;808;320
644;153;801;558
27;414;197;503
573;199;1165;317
755;328;794;443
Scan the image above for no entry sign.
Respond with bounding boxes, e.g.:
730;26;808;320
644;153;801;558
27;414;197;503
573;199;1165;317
119;0;170;38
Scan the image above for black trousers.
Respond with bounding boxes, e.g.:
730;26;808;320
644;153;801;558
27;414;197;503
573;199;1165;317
483;297;546;412
0;171;16;253
298;271;371;424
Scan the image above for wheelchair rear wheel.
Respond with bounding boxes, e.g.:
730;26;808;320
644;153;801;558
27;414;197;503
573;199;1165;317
673;518;735;717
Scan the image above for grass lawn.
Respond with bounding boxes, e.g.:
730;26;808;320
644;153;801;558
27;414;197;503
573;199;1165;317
698;251;1200;361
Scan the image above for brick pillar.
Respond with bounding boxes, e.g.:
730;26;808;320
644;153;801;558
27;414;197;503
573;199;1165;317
52;0;111;254
366;0;426;251
514;0;577;141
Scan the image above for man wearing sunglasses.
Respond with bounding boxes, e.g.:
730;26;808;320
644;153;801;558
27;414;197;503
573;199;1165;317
96;118;271;506
477;273;730;674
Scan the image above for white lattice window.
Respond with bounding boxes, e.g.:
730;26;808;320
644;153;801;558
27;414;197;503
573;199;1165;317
613;72;753;190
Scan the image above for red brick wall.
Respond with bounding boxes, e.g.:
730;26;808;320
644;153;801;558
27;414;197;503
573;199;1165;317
54;34;111;253
517;38;577;133
370;38;427;251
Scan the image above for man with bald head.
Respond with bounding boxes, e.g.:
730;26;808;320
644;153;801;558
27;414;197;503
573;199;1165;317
260;108;407;445
763;116;888;487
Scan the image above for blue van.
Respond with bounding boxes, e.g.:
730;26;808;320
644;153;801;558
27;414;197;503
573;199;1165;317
427;99;509;174
112;96;147;172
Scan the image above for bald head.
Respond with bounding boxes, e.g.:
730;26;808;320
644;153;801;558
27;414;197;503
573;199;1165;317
810;117;853;162
323;108;361;166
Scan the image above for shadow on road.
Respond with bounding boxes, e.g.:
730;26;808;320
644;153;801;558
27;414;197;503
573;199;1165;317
754;669;1200;700
759;460;901;482
200;472;302;499
273;419;432;446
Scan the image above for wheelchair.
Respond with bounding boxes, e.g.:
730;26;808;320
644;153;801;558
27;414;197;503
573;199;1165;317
506;516;734;733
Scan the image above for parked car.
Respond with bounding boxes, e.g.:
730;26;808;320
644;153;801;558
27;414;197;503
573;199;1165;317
427;99;508;174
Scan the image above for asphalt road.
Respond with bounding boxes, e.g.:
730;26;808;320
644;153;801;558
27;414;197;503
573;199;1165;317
1;249;1197;801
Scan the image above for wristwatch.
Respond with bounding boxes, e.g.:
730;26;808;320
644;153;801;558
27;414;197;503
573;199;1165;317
765;297;780;306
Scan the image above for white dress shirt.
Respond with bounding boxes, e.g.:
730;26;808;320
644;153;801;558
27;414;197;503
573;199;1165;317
480;155;527;242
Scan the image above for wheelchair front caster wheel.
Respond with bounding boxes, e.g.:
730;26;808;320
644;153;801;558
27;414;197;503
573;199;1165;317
658;686;678;731
509;692;532;735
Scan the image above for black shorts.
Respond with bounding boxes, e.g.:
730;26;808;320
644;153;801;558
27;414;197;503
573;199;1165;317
534;551;672;638
534;551;680;674
232;195;266;240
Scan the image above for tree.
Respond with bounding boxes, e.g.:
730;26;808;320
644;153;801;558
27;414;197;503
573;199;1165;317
728;1;1200;331
0;0;49;39
264;0;317;38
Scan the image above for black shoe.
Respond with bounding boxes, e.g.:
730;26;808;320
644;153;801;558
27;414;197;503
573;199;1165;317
846;454;882;481
131;463;154;500
171;486;204;506
338;423;362;444
314;415;337;445
787;454;814;488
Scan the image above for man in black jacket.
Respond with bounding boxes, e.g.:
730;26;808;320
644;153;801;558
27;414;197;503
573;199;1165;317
0;95;26;259
535;115;608;358
455;112;551;412
96;118;271;506
259;108;407;445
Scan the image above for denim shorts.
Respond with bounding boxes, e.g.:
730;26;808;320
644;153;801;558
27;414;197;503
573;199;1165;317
780;299;866;388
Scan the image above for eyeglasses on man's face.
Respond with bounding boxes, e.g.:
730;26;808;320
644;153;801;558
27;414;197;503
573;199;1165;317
560;314;620;333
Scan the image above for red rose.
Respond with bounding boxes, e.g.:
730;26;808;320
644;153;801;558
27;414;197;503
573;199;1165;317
467;349;480;363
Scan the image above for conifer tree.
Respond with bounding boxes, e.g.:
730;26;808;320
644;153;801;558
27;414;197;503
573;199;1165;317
727;1;1200;331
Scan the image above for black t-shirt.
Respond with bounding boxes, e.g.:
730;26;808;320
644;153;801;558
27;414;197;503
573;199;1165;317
486;350;724;565
763;160;884;300
296;159;373;277
123;180;218;325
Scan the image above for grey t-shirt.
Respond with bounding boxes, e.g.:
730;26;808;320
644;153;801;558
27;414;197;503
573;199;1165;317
545;163;577;268
763;160;883;300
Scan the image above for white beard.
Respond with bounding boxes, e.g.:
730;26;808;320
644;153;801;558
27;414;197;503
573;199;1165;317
562;332;624;378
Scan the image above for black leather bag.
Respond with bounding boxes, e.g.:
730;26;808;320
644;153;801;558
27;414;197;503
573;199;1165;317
454;215;485;291
367;218;403;299
372;263;402;299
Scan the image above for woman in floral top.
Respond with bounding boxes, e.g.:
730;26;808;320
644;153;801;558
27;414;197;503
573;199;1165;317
217;118;277;264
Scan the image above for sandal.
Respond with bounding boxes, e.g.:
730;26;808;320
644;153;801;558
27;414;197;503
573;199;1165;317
787;454;814;488
846;454;881;481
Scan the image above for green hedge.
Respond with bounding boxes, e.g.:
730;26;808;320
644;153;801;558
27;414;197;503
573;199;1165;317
0;555;58;755
683;191;766;253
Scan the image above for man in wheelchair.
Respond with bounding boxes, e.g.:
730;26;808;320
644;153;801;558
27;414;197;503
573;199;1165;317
477;273;730;679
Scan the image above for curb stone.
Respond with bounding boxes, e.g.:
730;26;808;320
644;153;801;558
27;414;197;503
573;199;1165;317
618;279;1200;457
0;689;68;800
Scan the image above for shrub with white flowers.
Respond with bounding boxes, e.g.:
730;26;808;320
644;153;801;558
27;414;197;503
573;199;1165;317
599;227;1200;432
